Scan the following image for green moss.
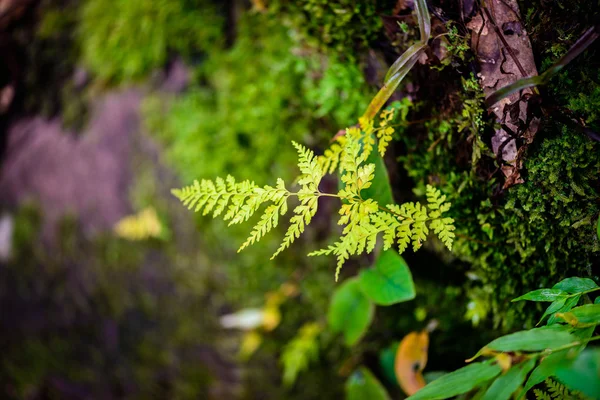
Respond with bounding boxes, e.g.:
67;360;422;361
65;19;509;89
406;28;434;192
271;0;384;54
78;0;222;83
399;67;600;331
144;11;373;185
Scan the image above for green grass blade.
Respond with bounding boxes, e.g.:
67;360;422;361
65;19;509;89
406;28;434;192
365;47;424;120
415;0;431;43
384;42;427;82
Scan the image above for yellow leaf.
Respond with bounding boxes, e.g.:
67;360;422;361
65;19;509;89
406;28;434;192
114;207;162;241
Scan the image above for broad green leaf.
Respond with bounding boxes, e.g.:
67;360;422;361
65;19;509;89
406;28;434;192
595;296;600;304
406;361;502;400
482;359;536;400
361;143;394;206
359;250;415;305
328;278;374;346
481;327;576;353
559;304;600;326
512;289;567;302
346;367;391;400
553;277;599;294
555;348;600;399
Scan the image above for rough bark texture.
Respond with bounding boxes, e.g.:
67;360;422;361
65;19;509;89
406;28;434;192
468;0;540;188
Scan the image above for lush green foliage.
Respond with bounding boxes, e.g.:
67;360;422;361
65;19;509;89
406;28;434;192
344;277;599;400
78;0;222;82
406;277;600;399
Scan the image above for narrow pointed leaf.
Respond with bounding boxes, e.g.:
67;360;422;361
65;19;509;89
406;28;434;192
364;48;424;120
384;42;427;82
406;361;502;400
512;289;567;302
539;298;567;324
481;327;576;353
414;0;431;43
482;359;536;400
547;295;580;325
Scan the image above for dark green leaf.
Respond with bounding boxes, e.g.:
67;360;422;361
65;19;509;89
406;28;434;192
595;296;600;304
555;348;600;399
482;359;536;400
482;327;576;353
379;343;399;387
553;277;599;294
539;298;567;324
512;289;567;302
361;144;394;206
597;214;600;241
406;361;502;400
359;250;415;305
346;367;391;400
328;278;374;346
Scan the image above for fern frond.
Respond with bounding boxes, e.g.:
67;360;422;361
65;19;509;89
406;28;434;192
376;108;396;156
547;378;572;399
425;185;456;250
293;141;323;189
272;143;324;259
371;211;400;250
533;378;590;400
239;203;283;252
172;175;261;224
534;388;553;400
318;138;345;174
272;196;318;259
